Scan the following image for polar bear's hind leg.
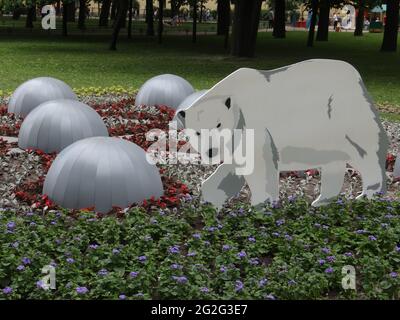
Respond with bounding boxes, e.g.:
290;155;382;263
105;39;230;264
312;162;346;207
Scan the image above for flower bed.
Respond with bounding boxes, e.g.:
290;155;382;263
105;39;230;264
0;94;399;300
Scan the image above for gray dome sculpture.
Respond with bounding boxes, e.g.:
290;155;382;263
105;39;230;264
174;90;208;129
8;77;77;117
18;99;109;153
135;74;195;110
43;137;164;213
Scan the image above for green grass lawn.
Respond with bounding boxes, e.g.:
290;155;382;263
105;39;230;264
0;30;399;108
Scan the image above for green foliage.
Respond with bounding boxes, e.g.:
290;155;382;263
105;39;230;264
0;196;399;299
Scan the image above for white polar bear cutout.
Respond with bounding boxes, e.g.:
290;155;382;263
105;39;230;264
177;59;388;208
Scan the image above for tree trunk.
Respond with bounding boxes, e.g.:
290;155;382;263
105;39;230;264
26;2;36;28
99;0;112;26
67;1;76;22
110;0;129;50
316;0;329;41
128;0;133;38
217;0;230;36
63;1;68;37
146;0;155;36
272;0;286;38
381;0;399;51
231;0;262;57
307;0;318;47
158;0;164;43
171;0;177;18
199;1;203;23
193;2;198;43
78;0;87;30
12;8;21;20
354;2;365;37
111;0;117;20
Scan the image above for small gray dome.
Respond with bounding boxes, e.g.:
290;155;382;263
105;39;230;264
135;74;195;110
8;77;77;117
18;99;109;153
174;90;208;129
43;137;164;213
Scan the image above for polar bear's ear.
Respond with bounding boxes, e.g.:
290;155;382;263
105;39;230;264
178;111;186;119
225;98;231;109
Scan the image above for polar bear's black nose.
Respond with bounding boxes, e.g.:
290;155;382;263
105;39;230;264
208;148;218;158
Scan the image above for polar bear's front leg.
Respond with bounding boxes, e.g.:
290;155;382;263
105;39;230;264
312;162;346;207
246;166;279;206
201;163;245;209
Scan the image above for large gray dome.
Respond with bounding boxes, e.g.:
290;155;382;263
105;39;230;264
174;90;208;129
135;74;195;110
8;77;77;117
18;99;109;153
43;137;164;213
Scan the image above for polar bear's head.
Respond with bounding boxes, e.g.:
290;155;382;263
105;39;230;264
177;95;242;162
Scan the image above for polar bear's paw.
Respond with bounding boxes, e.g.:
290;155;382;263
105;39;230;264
201;187;227;209
311;196;334;207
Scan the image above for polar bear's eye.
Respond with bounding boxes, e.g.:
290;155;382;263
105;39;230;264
216;123;221;128
196;131;201;136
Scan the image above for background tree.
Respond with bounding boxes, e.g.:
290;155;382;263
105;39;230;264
158;0;164;43
78;0;90;30
217;0;230;36
146;0;155;36
99;0;112;26
316;0;330;41
231;0;263;57
110;0;129;50
272;0;286;38
307;0;319;46
381;0;399;51
26;0;37;29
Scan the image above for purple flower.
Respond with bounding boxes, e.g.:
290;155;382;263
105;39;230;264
222;244;231;251
138;255;147;262
321;247;330;254
170;263;182;270
368;235;377;241
276;219;285;226
2;287;12;295
119;294;127;300
129;271;139;278
220;266;227;273
318;259;326;265
66;258;75;264
168;245;180;254
205;226;218;232
284;234;293;241
30;222;36;226
11;241;19;248
272;232;280;237
26;211;34;217
237;251;247;259
193;233;201;239
36;280;46;289
22;257;31;265
325;267;334;274
288;279;296;285
6;221;16;230
200;287;209;293
314;223;321;228
76;286;89;294
235;280;244;292
395;245;400;253
327;255;336;263
172;276;188;284
259;279;268;287
204;241;211;246
112;248;120;254
98;269;108;276
89;244;99;250
381;223;389;228
248;237;256;242
265;293;276;300
356;229;366;234
150;218;158;224
187;251;197;257
17;265;25;271
249;258;259;265
390;272;398;278
344;252;353;257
